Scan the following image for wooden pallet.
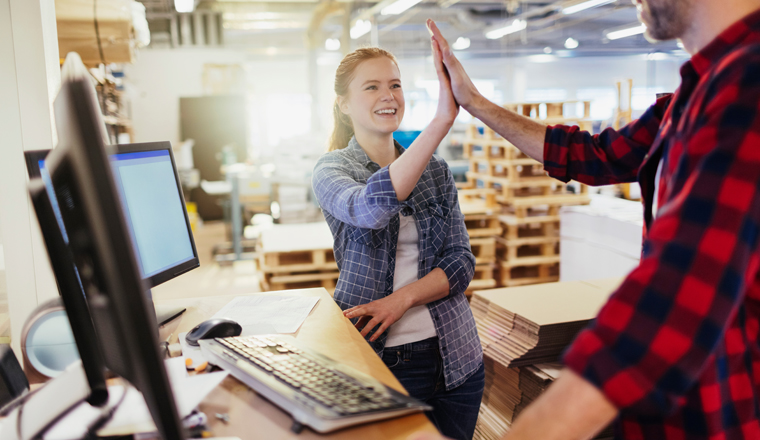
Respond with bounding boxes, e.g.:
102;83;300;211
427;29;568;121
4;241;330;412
470;237;497;264
465;171;585;204
260;270;339;294
500;216;560;240
495;236;559;262
464;214;502;238
497;260;560;287
258;248;338;274
469;158;546;180
465;264;498;298
503;100;591;119
459;188;498;210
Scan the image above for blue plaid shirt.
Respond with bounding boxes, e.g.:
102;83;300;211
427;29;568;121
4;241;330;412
312;136;483;390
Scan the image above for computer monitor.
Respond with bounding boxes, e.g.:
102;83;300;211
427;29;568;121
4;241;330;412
25;144;199;288
39;54;185;439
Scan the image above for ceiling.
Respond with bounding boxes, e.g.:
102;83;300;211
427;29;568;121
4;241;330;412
139;0;683;58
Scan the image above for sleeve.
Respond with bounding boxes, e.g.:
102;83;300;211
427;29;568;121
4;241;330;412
433;165;476;297
562;48;760;416
543;94;672;185
312;154;408;230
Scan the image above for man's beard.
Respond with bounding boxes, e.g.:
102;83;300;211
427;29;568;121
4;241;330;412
639;0;693;41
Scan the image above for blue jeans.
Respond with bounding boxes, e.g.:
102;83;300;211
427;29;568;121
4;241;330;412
382;337;485;440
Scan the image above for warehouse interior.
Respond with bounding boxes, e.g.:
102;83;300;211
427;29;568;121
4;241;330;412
0;0;736;438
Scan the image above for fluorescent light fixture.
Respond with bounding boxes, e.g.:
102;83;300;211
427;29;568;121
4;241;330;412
647;52;669;61
452;37;471;50
543;46;552;53
174;0;194;13
605;23;646;40
677;40;685;49
381;0;423;15
485;19;527;39
528;54;556;63
564;37;579;49
350;19;371;39
562;0;616;15
325;38;341;51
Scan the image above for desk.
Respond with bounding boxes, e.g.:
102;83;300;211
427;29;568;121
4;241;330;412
157;288;438;439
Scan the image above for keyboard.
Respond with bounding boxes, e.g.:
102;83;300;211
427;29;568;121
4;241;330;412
199;335;431;433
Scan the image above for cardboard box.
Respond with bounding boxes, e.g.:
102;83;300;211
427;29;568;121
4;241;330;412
56;0;134;65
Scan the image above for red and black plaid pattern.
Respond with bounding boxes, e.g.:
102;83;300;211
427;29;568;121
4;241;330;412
544;9;760;439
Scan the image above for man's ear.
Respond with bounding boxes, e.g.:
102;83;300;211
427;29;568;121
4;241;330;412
338;96;350;116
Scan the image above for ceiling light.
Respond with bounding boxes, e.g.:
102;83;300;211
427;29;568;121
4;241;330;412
543;46;552;53
350;19;371;39
174;0;194;13
485;19;527;39
562;0;616;15
529;54;555;63
564;37;579;49
325;38;341;51
452;37;471;50
605;23;646;40
677;40;684;49
381;0;423;15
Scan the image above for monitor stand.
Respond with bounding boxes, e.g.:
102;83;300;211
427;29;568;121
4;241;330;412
145;289;186;327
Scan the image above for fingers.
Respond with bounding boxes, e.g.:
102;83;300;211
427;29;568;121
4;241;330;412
371;321;392;342
359;317;381;337
426;19;450;54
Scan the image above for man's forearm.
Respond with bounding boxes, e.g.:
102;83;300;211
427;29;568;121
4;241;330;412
504;368;618;440
466;95;548;164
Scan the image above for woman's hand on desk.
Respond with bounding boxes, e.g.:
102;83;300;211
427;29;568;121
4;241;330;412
344;294;412;342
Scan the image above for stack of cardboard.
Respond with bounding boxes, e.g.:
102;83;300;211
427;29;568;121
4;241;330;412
472;278;622;440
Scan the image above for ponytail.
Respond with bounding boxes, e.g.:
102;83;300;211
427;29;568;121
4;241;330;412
328;47;398;151
329;98;355;151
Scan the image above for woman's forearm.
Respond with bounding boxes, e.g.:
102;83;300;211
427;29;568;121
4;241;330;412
388;118;452;201
393;267;450;309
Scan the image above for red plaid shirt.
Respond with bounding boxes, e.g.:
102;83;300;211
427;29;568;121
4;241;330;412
545;9;760;439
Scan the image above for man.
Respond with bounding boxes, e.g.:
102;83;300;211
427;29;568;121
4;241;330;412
419;0;760;438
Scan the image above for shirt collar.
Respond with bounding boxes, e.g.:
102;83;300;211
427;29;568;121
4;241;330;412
687;7;760;77
347;135;406;170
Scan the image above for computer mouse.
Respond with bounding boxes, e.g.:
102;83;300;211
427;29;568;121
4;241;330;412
185;318;242;346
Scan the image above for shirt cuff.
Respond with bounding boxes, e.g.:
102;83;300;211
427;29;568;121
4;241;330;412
434;254;473;297
366;165;404;207
543;125;573;183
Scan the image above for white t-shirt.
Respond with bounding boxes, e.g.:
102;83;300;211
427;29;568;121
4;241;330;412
385;214;438;347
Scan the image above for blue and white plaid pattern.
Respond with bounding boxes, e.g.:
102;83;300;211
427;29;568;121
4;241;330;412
312;136;483;390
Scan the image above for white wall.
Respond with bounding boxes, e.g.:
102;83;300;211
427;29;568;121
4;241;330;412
0;0;61;359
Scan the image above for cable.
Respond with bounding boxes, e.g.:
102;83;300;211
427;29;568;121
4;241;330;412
93;0;106;65
81;379;129;439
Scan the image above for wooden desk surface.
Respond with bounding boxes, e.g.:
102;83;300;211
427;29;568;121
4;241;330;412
156;288;437;439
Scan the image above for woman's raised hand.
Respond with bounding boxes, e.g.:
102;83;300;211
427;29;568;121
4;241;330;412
430;23;459;125
427;19;482;110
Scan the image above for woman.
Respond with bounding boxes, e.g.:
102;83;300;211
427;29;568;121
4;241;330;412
311;30;484;440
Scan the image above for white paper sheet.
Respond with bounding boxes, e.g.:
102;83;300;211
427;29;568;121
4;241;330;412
211;294;319;334
43;359;228;439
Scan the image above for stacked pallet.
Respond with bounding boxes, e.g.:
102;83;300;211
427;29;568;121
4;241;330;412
471;278;622;440
459;189;500;297
257;222;338;294
461;104;592;287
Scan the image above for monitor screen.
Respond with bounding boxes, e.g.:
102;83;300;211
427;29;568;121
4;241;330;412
110;143;198;285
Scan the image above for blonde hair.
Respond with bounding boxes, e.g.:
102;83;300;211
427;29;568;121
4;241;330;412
328;47;399;151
